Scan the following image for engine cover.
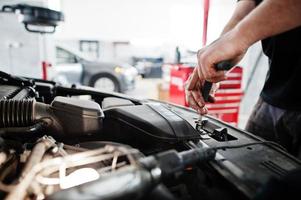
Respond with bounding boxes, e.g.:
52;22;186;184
103;103;200;154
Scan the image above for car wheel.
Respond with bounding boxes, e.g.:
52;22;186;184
89;74;121;92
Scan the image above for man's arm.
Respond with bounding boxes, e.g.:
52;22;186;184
222;0;256;34
185;0;255;114
236;0;301;47
187;0;301;113
198;0;301;84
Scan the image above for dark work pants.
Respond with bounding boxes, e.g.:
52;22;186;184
245;98;301;159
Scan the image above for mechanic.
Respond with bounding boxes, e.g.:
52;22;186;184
185;0;301;158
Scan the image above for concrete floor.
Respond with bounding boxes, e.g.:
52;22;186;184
125;76;161;100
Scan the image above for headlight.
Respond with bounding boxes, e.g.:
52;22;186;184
114;66;124;74
115;65;138;77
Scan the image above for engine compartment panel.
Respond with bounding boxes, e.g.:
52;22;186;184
0;73;300;200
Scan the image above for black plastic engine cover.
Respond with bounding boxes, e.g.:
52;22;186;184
102;104;200;154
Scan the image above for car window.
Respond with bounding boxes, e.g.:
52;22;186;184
56;47;77;64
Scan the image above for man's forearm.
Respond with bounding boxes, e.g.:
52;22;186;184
235;0;301;47
222;0;256;35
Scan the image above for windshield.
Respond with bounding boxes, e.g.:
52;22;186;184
56;45;94;62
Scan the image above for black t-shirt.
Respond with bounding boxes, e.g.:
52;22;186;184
240;0;301;110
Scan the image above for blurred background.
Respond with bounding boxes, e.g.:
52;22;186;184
0;0;269;128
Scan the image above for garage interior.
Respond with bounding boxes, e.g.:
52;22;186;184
0;0;299;200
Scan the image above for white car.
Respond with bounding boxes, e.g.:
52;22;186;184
52;45;138;93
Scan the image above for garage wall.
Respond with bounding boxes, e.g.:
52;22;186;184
55;0;236;50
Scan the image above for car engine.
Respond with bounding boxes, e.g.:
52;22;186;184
0;71;300;200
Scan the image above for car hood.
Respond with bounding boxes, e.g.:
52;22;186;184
1;71;301;200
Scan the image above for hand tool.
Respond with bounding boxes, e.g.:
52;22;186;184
198;61;234;122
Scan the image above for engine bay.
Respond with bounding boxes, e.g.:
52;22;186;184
0;71;300;200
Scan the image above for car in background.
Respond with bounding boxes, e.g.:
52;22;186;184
52;45;138;93
132;57;163;78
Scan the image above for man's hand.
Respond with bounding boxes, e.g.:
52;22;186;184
185;29;248;114
184;0;255;114
185;68;206;115
185;66;219;115
197;29;248;83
